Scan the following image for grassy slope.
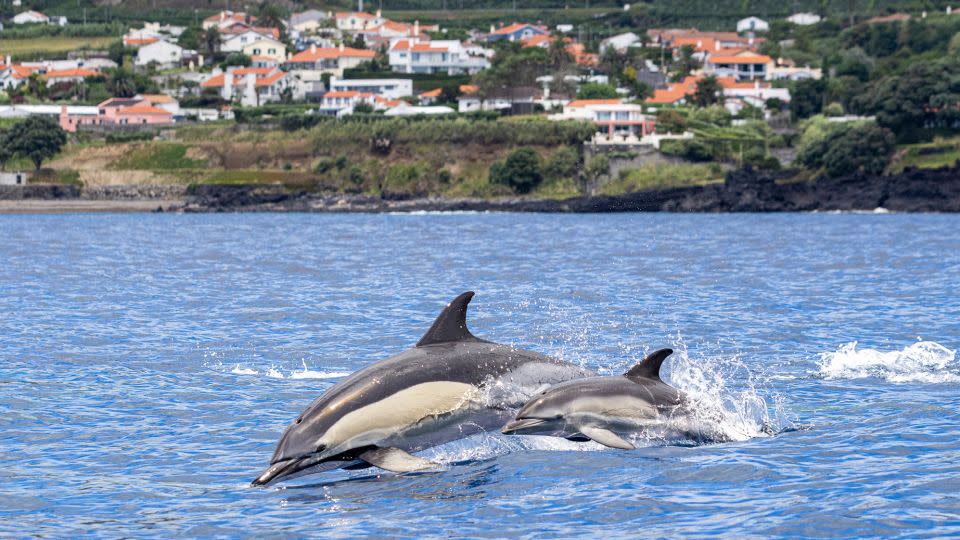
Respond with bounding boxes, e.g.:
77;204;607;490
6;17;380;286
0;36;116;55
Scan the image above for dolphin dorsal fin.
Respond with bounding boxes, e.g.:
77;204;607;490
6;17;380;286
416;291;485;347
624;348;674;383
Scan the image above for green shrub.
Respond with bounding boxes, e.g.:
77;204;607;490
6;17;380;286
490;147;543;194
348;165;365;185
797;122;895;177
544;146;579;180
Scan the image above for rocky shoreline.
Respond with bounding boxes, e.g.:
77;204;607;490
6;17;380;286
2;166;959;213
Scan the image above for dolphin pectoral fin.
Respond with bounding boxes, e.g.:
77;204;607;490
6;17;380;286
358;447;438;473
579;426;635;450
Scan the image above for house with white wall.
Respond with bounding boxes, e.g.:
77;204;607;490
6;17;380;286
12;10;48;24
549;99;656;140
329;77;413;99
388;39;491;75
201;67;290;107
284;44;375;77
704;52;773;81
135;41;185;70
736;17;769;33
241;38;287;62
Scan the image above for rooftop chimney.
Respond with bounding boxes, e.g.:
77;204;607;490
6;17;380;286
311;43;317;54
414;20;419;35
339;43;345;52
376;9;382;18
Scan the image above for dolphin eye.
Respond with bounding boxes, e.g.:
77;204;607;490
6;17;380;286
296;417;303;424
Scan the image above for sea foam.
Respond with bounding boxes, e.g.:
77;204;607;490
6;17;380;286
817;340;957;383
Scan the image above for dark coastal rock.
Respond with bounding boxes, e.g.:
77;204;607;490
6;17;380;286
7;165;960;212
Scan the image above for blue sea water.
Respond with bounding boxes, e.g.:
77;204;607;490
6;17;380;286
1;212;959;538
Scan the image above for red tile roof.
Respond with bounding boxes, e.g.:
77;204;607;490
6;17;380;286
566;99;623;107
286;47;375;63
490;23;545;35
41;68;99;79
707;54;772;64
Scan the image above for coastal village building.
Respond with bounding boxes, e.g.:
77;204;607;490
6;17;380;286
289;10;329;34
703;52;773;81
40;67;98;87
57;96;176;132
600;32;641;54
335;11;384;31
487;23;548;42
203;10;255;30
135;41;186;70
317;90;401;115
284;44;376;77
11;10;48;24
241;38;287;62
329;77;413;99
646;75;790;114
201;67;289;107
549;99;656;140
736;17;769;33
388;39;492;75
219;25;282;53
786;13;822;25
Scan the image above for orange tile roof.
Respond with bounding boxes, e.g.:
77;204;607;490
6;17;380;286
220;24;280;39
41;68;99;79
10;65;36;79
286;47;375;62
201;69;285;88
117;104;171;115
566;99;623;107
672;36;716;53
124;37;160;45
645;75;701;104
420;88;442;98
391;40;448;52
490;23;545;35
324;90;361;98
139;93;176;103
460;84;478;94
204;11;254;23
336;11;376;19
707;54;772;64
522;34;552;47
376;97;403;107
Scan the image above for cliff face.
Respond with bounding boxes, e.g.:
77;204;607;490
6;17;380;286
178;166;960;213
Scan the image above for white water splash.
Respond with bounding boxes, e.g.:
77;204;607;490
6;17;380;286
227;360;350;380
817;341;958;383
663;343;786;443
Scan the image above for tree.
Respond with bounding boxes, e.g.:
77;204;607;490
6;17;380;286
791;78;826;120
0;128;12;171
108;39;126;66
257;3;286;30
353;102;374;114
490;147;543;194
178;26;201;51
7;116;67;171
689;75;722;107
655;109;687;134
201;26;220;57
106;68;137;97
797;122;895;177
577;82;618;99
224;53;252;67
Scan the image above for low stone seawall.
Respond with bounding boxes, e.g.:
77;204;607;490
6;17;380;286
0;184;186;202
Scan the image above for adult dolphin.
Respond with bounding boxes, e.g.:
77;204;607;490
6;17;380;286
501;348;689;449
253;291;594;485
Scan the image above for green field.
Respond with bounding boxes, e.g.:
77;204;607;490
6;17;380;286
0;36;116;56
894;137;960;172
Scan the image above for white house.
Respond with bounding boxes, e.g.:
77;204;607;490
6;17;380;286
241;38;287;62
220;28;280;53
289;10;329;34
135;40;185;70
549;98;656;140
203;10;255;30
12;10;49;24
384;104;454;116
201;67;290;107
736;17;769;33
599;32;640;54
704;52;773;81
786;13;822;25
329;77;413;99
722;81;791;115
335;11;384;31
284;44;376;77
388;39;491;75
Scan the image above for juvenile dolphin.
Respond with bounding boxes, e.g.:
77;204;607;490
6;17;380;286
501;348;687;449
253;291;594;485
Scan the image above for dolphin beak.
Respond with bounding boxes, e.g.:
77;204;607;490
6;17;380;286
501;418;547;434
252;459;296;486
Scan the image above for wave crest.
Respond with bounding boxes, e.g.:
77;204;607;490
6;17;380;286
817;341;957;383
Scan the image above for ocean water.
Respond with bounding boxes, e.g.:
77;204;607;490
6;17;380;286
1;213;959;538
